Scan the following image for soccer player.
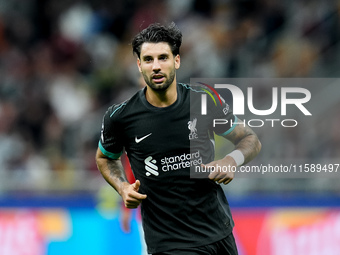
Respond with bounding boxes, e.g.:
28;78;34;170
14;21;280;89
96;23;261;255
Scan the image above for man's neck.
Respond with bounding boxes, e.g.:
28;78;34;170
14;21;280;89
145;82;177;108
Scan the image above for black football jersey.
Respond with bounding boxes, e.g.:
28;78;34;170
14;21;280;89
99;83;237;253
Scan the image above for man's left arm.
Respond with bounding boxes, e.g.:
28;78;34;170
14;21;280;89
207;121;262;184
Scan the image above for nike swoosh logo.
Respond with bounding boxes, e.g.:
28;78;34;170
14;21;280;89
135;133;152;143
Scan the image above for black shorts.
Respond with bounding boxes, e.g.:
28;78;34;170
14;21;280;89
152;233;238;255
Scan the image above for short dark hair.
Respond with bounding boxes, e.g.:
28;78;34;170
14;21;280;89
132;22;182;58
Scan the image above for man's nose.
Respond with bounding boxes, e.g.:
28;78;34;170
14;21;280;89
152;59;161;72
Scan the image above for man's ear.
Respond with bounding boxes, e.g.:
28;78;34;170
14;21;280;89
137;58;142;72
175;54;180;69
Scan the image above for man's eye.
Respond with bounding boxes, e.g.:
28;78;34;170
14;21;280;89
160;56;167;60
144;58;152;62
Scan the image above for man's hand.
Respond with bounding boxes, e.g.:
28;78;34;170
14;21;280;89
120;180;147;208
203;156;237;185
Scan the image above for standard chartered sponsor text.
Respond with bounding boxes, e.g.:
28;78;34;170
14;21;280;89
161;151;202;171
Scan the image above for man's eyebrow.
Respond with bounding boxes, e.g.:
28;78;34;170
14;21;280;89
159;53;169;57
142;53;169;60
142;55;153;60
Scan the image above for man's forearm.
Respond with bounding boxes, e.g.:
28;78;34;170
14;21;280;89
234;133;261;165
96;148;147;208
96;154;129;196
224;123;261;165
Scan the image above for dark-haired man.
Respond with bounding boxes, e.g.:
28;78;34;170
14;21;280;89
96;23;261;255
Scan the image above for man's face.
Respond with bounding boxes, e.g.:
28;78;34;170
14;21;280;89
137;42;180;91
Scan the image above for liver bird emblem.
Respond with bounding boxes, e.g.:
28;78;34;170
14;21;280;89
188;118;197;135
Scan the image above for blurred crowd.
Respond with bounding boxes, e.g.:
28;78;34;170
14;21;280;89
0;0;339;194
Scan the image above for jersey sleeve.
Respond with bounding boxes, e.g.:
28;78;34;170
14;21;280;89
98;104;124;159
210;93;238;137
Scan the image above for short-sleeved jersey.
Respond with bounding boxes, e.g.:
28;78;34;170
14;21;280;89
99;83;237;254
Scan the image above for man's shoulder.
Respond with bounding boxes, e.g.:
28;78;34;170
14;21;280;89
105;89;144;119
178;82;218;99
178;82;205;94
106;100;128;119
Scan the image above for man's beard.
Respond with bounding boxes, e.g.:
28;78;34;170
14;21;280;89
142;68;176;92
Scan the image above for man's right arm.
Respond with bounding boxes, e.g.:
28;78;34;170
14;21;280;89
95;148;147;208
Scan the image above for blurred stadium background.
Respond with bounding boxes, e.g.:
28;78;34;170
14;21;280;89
0;0;339;254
